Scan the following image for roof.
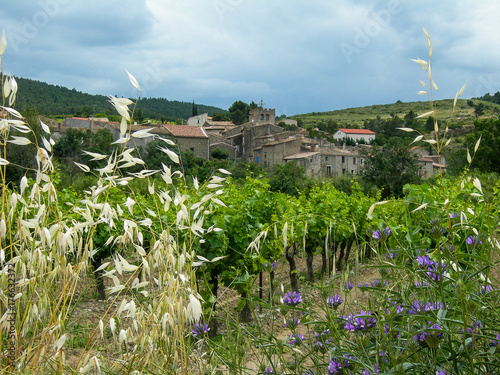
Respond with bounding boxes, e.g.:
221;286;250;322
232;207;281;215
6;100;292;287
284;152;320;160
337;128;376;135
163;124;208;138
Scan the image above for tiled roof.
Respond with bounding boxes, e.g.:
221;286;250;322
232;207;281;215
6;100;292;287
338;128;376;135
163;124;208;138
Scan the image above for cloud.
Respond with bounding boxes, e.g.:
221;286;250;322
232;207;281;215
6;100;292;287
1;0;499;115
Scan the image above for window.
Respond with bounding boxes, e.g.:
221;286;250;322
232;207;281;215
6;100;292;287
326;165;332;176
351;170;354;174
353;157;356;164
342;156;345;163
190;147;194;152
342;169;346;174
266;114;270;121
325;156;328;161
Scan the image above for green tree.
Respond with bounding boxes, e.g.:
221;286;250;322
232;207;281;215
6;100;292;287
228;100;250;125
360;140;422;198
268;162;307;196
210;148;230;160
465;118;500;173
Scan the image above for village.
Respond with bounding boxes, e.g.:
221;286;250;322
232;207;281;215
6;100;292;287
47;106;446;179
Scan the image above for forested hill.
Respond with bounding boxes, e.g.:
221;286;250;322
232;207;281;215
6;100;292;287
12;77;226;121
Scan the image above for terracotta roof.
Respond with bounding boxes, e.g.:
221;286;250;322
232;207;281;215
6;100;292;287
419;157;433;163
337;128;375;135
163;124;208;138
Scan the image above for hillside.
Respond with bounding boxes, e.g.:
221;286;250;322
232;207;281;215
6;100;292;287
12;77;227;121
292;99;500;129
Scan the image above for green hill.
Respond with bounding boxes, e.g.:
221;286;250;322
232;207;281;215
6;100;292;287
292;99;500;129
12;77;227;121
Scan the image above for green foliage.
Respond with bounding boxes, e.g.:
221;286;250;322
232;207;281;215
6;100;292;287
465;118;500;174
268;162;308;196
361;140;422;198
13;76;225;120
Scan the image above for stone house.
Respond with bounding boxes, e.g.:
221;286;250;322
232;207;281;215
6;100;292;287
410;146;446;176
320;149;365;177
284;152;321;177
187;113;209;126
253;138;302;166
225;122;284;161
163;124;209;159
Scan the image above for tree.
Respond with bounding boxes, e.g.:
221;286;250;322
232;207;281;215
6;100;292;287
228;100;250;125
211;148;230;160
211;112;229;121
465;118;500;174
192;100;198;116
268;162;307;196
360;140;422;198
467;100;485;119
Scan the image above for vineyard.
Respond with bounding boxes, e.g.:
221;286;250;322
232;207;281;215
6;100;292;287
1;29;500;374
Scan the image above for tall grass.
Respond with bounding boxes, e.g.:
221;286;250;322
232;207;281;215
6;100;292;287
0;31;229;374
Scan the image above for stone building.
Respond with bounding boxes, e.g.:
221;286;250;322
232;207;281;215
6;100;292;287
249;108;275;124
253;138;302;166
163;124;209;159
225;122;283;161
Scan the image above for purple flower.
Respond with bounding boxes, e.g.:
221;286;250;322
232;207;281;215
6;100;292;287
416;255;446;282
314;329;332;352
386;251;399;260
328;355;355;375
436;369;449;375
407;301;446;315
302;371;315;375
466;236;482;246
264;368;274;374
462;320;482;338
417;255;434;268
327;294;342;309
364;366;380;375
414;322;443;348
479;284;496;294
288;333;305;346
283;291;302;306
372;230;381;240
489;333;500;348
343;310;377;333
370;279;388;288
342;281;354;291
192;322;210;337
285;317;300;329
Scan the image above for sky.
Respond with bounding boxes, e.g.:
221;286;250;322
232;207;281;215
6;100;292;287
1;0;500;116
